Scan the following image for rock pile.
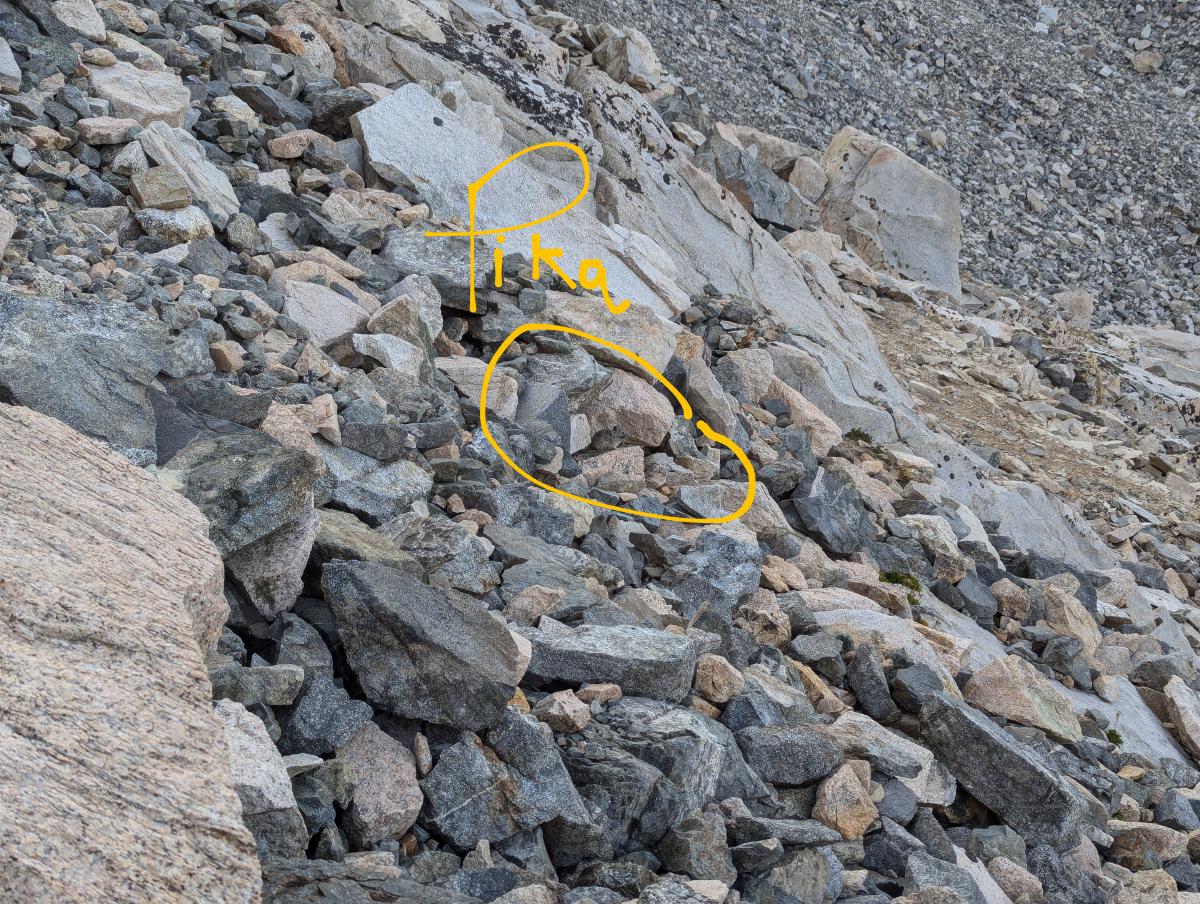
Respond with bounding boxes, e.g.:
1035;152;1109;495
0;0;1199;903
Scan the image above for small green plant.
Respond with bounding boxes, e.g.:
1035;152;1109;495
1106;728;1124;747
880;571;920;592
847;428;873;444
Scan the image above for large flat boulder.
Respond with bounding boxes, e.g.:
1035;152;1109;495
819;126;962;300
0;403;259;903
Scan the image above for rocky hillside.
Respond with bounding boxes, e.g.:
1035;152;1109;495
556;0;1200;330
0;0;1199;903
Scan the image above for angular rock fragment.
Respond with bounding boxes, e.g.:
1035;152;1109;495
920;693;1095;850
524;624;700;703
962;655;1082;743
323;560;523;730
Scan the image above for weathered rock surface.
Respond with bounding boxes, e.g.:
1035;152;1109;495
323;560;523;729
0;403;259;903
819;126;962;300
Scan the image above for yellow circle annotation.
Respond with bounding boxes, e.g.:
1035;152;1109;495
480;323;757;524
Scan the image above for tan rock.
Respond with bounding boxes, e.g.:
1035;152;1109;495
580;445;644;492
532;689;591;732
963;655;1082;743
694;653;745;704
1116;869;1177;904
504;585;565;626
437;356;519;420
1164;676;1200;761
987;857;1043;903
1043;576;1101;656
761;554;808;591
761;374;842;456
734;590;792;647
992;577;1031;620
0;403;259;902
581;367;676;447
577;683;622;704
209;340;244;373
283;281;369;348
338;722;422;845
75;115;139;144
1106;821;1188;870
788;156;829;202
0;206;15;259
813;763;877;840
267;128;337;160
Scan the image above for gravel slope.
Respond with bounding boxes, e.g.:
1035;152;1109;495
552;0;1200;328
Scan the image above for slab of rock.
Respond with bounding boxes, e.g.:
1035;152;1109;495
819;126;962;299
920;693;1095;850
1164;676;1200;762
50;0;105;40
0;403;258;902
0;38;20;93
322;560;523;730
0;293;165;464
282;280;369;347
353;84;690;316
88;61;191;127
524;623;699;702
136;122;241;228
963;655;1083;743
215;700;308;860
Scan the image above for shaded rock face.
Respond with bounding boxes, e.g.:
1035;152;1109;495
919;693;1095;851
0;293;165;464
0;403;259;903
322;560;522;730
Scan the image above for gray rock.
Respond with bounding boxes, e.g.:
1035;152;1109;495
847;643;899;723
322;560;522;730
792;467;875;556
162;431;318;556
524;624;699;703
694;135;819;231
742;847;843;904
318;442;433;526
215;700;309;861
655;810;736;883
225;507;319;618
278;671;373;757
903;850;986;904
261;859;481;903
862;816;926;877
0;293;165;462
421;712;587;850
734;725;843;787
919;693;1095;850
